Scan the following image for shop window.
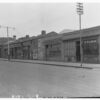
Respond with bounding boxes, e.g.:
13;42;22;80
83;39;98;55
47;44;61;57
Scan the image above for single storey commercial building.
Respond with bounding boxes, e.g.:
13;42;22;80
1;26;100;63
43;26;100;63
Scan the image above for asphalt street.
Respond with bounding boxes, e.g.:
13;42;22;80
0;60;100;98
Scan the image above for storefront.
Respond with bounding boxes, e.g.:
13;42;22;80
22;40;31;60
44;36;62;61
31;39;38;60
83;37;99;63
63;40;76;62
62;26;100;63
10;42;22;59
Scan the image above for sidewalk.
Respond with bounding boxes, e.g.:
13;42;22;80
0;58;100;69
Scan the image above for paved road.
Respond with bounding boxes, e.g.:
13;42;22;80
0;60;100;98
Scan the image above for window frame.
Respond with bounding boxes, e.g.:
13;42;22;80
83;39;98;56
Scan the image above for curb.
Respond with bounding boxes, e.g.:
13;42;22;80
11;59;93;70
0;58;93;70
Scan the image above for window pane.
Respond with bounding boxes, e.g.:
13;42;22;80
83;39;98;55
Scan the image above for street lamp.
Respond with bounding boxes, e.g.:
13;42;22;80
76;3;84;67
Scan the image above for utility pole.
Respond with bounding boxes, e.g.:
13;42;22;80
76;3;84;67
0;25;15;61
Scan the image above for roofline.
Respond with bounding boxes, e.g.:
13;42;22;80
63;25;100;36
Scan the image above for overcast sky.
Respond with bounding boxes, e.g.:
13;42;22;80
0;2;100;38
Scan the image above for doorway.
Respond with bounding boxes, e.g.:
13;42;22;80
76;41;81;62
45;45;48;60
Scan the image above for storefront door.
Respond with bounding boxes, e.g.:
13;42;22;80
76;41;81;62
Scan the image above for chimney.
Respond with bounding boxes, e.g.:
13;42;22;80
41;30;46;35
26;35;29;38
13;35;16;41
